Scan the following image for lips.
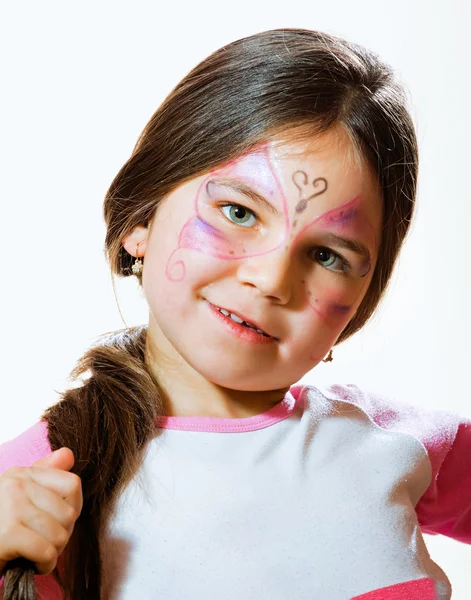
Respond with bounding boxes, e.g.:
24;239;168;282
207;301;276;339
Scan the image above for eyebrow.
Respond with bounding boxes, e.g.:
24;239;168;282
208;178;371;260
321;232;371;261
207;178;280;216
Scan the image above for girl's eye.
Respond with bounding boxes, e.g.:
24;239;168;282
313;247;350;273
220;204;257;227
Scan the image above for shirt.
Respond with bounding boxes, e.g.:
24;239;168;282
0;383;470;599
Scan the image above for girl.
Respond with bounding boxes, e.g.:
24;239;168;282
0;28;469;600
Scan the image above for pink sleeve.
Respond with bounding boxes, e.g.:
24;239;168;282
324;384;471;544
0;421;64;599
0;421;52;475
416;420;471;543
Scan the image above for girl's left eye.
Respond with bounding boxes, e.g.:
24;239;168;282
220;203;257;227
312;247;350;273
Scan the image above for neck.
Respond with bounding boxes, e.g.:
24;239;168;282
145;322;289;419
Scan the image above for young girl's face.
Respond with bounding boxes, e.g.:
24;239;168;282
124;127;383;392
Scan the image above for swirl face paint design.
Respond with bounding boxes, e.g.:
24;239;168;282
165;142;377;332
292;170;328;214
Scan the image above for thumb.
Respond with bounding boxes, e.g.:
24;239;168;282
32;447;75;472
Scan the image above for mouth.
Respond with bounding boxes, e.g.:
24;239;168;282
207;301;275;339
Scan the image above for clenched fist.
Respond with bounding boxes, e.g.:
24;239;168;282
0;447;83;577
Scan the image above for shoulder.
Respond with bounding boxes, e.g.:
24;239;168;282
298;382;463;486
302;382;471;542
308;382;461;455
0;421;52;476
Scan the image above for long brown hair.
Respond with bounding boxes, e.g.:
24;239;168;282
2;28;418;599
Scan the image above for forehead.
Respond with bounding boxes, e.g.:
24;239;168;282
212;127;383;230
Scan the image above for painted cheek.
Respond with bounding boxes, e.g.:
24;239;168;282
165;146;292;282
179;216;243;256
165;182;243;282
310;263;374;332
304;278;362;330
165;216;242;281
310;295;354;328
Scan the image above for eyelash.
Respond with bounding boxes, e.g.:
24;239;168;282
218;202;351;274
312;248;351;274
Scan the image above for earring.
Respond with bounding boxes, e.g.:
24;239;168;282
322;349;333;363
131;242;143;275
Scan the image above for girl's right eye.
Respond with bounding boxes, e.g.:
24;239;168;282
220;203;257;227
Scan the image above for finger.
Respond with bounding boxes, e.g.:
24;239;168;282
28;467;83;510
20;502;70;556
0;523;59;575
26;479;79;532
33;447;75;472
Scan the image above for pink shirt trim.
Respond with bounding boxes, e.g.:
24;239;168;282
154;384;303;432
350;577;436;599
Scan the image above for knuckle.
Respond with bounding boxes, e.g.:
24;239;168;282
2;466;22;478
30;509;48;531
0;520;17;541
69;473;82;492
54;527;70;550
64;504;78;523
0;476;25;496
42;543;58;564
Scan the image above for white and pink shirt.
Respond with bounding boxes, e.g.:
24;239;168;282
0;383;470;599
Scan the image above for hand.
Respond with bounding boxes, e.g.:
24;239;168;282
0;447;83;576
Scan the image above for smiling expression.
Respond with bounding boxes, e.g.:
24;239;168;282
135;127;382;391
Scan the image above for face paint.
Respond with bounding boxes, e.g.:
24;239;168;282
165;145;290;280
309;289;355;328
292;170;328;214
164;142;377;337
141;131;383;394
316;197;377;277
290;194;375;279
287;190;376;326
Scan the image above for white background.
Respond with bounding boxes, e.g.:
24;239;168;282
0;0;470;597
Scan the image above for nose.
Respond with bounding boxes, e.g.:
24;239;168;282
236;246;292;304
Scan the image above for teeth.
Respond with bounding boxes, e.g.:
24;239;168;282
216;305;269;337
229;313;244;324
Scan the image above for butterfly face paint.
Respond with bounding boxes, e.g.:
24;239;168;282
165;145;288;281
164;139;379;333
286;184;377;328
139;128;382;395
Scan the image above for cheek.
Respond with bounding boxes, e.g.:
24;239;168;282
144;237;230;313
304;274;371;332
172;215;248;274
309;289;353;325
293;309;345;366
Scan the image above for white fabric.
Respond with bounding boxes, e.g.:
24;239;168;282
101;385;452;599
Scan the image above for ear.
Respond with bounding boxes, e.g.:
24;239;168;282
121;225;149;258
